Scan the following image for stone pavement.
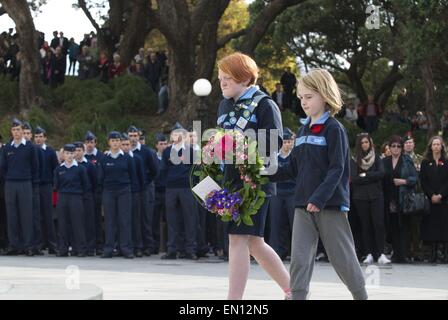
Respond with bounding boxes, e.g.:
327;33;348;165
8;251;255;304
0;255;447;300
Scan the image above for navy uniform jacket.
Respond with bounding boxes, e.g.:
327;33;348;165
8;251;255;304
0;139;39;182
277;152;296;195
217;87;283;196
39;144;59;186
271;112;350;211
79;158;98;193
85;148;104;166
161;144;194;189
97;150;138;192
132;143;159;186
54;161;90;195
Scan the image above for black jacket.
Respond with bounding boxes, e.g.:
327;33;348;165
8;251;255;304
350;154;384;200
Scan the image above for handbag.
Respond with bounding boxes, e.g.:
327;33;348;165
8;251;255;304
402;191;430;215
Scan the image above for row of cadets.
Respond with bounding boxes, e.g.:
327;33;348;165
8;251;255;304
121;133;146;257
98;131;138;259
34;126;59;254
127;125;159;256
161;123;198;259
73;141;98;256
268;127;296;260
84;131;104;255
1;119;39;256
153;133;168;254
54;144;90;257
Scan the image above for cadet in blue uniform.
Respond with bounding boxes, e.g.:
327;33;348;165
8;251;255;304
98;131;137;259
73;141;97;256
268;128;296;260
1;119;39;256
23;122;45;255
161;124;198;260
54;144;90;257
84;131;104;255
121;133;145;257
153;133;168;254
128;125;159;256
34;126;59;254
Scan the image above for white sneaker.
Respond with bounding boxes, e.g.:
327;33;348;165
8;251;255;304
378;254;391;264
363;254;374;264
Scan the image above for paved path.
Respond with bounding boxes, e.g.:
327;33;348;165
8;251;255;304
0;255;447;299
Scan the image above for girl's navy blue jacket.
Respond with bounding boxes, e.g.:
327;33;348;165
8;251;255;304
271;112;350;211
53;161;90;195
97;150;138;191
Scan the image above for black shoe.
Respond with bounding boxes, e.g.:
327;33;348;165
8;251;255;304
178;252;186;259
70;251;78;257
87;251;95;257
184;253;198;260
124;254;134;259
57;252;68;257
143;249;151;257
3;249;19;256
135;250;143;258
48;248;57;255
33;249;44;256
161;252;177;260
25;250;34;256
96;249;103;256
101;252;113;258
78;253;86;257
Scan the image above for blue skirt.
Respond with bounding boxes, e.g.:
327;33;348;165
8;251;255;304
225;198;270;237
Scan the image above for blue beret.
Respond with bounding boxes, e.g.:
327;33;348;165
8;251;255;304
127;125;139;133
22;122;32;131
155;133;167;142
73;141;84;149
85;131;96;141
121;133;129;140
108;131;122;140
34;126;46;135
283;127;294;140
11;118;22;128
63;144;76;152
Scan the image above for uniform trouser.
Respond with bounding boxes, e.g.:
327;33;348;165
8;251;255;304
94;190;104;251
165;188;197;254
290;208;367;300
32;185;42;250
57;193;87;254
153;189;166;252
196;206;209;255
268;192;295;257
141;184;155;252
5;181;34;251
103;188;133;256
39;184;57;251
0;186;8;249
354;197;385;258
389;212;410;260
83;192;96;252
131;192;143;251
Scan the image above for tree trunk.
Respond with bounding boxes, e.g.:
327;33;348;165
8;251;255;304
0;0;42;114
420;60;438;138
118;0;152;66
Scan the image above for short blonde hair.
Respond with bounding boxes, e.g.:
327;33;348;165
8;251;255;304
217;52;259;86
297;69;343;116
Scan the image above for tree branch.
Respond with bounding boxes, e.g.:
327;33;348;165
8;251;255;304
239;0;305;55
77;0;101;33
217;28;247;49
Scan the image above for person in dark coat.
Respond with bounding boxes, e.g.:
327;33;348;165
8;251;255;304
383;135;418;263
217;52;290;300
419;136;448;263
350;133;390;264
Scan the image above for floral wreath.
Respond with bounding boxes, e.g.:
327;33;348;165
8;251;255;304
190;128;268;226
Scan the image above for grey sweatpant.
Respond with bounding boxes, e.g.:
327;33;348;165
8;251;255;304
290;208;368;300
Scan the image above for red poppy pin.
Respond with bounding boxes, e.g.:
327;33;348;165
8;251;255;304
310;124;324;134
438;159;444;166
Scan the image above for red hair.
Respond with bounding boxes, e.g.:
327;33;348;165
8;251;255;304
217;52;259;85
